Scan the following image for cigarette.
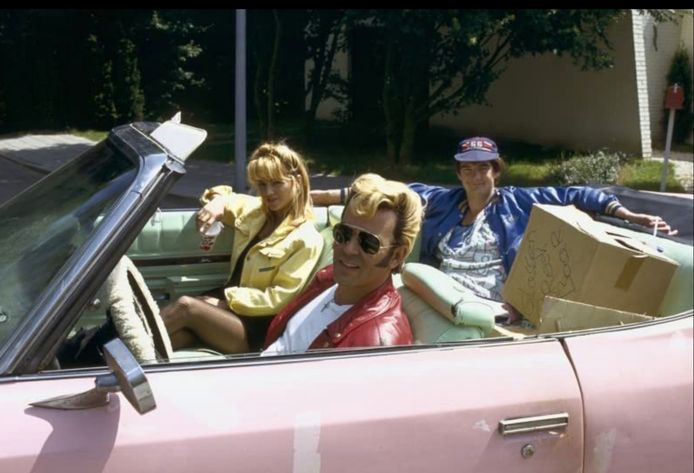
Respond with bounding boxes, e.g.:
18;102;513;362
652;217;659;237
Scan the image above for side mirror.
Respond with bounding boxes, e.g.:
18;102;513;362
31;338;156;415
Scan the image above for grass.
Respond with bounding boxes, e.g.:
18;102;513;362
40;119;692;192
67;129;108;142
191;120;572;187
619;160;684;192
499;161;556;187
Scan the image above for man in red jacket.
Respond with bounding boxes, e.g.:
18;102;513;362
263;173;423;354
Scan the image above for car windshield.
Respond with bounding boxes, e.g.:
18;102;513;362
0;141;136;348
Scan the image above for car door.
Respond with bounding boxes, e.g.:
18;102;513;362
0;338;583;473
564;314;693;473
127;209;233;305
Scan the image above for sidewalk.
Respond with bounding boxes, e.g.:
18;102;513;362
0;134;355;208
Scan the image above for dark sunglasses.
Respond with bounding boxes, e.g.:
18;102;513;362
332;222;395;255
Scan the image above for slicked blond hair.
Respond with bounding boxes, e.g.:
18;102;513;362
247;142;313;223
344;173;423;261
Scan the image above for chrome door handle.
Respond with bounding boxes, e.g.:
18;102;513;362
498;412;569;436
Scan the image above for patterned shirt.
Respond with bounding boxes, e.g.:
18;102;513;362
436;211;507;302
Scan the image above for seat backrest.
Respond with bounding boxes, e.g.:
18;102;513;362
394;275;486;344
395;263;501;344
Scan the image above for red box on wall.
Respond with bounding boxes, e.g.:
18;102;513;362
665;84;685;110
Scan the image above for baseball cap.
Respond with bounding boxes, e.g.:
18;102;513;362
454;137;499;162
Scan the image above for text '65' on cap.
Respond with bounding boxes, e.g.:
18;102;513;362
454;137;499;162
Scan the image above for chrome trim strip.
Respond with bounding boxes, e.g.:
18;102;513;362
498;412;569;435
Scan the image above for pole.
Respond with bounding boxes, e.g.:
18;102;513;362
235;9;247;192
660;108;676;192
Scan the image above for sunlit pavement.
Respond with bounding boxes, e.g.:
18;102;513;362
0;134;354;208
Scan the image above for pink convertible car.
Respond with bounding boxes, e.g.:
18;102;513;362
0;119;691;472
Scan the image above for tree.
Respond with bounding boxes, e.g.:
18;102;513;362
133;10;206;121
0;10;204;132
664;47;693;144
249;9;282;140
303;9;349;141
248;10;307;140
359;9;667;165
0;10;90;131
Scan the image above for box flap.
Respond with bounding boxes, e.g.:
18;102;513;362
539;296;653;333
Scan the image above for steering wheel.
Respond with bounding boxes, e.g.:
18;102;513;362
97;256;173;362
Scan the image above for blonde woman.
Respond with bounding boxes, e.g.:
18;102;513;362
162;143;324;353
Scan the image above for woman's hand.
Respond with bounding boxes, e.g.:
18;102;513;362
197;195;225;233
197;295;230;310
615;207;678;236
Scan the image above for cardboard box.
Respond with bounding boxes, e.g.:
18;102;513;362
490;296;654;339
538;296;654;333
501;204;679;325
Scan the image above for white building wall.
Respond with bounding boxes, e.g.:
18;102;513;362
431;14;644;154
643;9;694;146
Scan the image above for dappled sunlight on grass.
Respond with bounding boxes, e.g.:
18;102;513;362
619;160;684;192
67;129;108;142
58;120;689;192
500;161;558;187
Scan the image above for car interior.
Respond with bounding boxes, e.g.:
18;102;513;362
61;203;694;368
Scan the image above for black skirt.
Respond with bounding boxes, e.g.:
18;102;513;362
203;286;274;352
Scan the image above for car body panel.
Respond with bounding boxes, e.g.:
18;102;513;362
1;340;582;472
565;315;693;473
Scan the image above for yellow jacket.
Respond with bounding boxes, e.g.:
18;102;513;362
200;185;323;316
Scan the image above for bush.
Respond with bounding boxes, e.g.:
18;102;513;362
663;47;693;143
550;150;625;186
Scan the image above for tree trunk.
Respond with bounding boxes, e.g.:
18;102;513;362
382;39;402;164
253;59;267;139
383;97;402;164
305;25;340;143
266;10;282;140
399;102;418;166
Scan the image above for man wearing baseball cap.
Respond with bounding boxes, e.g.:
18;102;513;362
407;136;677;323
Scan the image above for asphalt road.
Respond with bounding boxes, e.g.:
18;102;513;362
0;153;205;209
0;155;44;205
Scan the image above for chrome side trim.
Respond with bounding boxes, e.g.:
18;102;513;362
498;412;569;436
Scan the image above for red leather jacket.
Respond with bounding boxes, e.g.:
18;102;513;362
263;265;413;350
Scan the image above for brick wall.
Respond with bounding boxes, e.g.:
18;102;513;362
642;10;694;147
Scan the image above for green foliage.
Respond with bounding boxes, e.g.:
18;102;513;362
66;129;109;143
499;161;556;187
0;10;204;132
86;34;118;129
351;9;630;165
549;150;626;185
248;9;310;140
113;38;145;122
619;160;684;192
664;47;693;143
304;10;350;138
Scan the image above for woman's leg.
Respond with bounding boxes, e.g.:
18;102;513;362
161;295;249;353
169;328;200;350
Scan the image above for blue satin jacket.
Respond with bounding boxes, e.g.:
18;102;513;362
409;183;622;272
